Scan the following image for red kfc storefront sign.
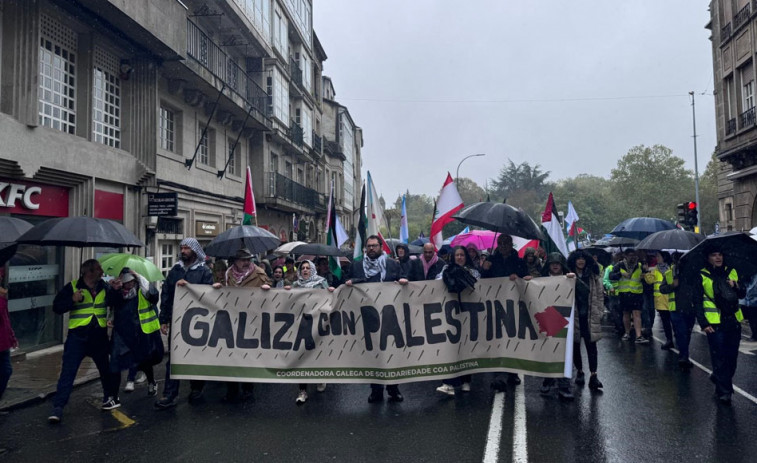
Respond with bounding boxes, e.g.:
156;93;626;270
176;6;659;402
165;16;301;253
0;179;69;217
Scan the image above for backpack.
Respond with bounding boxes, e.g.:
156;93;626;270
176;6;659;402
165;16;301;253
442;264;478;294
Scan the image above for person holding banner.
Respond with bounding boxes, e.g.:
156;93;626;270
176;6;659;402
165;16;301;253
155;238;214;410
213;248;271;403
346;235;408;403
394;243;412;279
409;243;445;281
567;250;604;391
435;246;480;395
287;260;335;404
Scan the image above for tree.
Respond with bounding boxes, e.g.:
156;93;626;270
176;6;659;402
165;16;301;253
388;192;434;241
609;144;694;222
698;151;720;234
490;160;554;221
553;174;621;238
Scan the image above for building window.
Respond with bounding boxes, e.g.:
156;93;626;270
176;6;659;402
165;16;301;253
197;124;216;167
159;106;175;152
227;138;241;176
273;6;287;55
266;66;289;123
285;161;293;178
744;80;754;111
92;48;121;148
38;15;77;134
270;153;278;173
160;242;175;277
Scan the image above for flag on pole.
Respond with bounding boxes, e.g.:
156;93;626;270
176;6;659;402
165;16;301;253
326;180;349;279
565;201;580;252
354;182;367;262
430;173;464;251
242;166;256;225
399;195;409;244
541;192;569;257
366;171;392;254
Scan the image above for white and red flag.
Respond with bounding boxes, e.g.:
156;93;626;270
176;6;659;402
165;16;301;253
430;173;464;251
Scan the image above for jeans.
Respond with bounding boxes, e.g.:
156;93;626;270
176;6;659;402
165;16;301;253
162;326;204;400
706;319;741;396
0;350;11;401
657;310;673;342
670;311;696;361
52;325;111;409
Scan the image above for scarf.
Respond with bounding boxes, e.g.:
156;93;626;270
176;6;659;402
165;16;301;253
657;262;669;274
421;254;439;278
296;260;328;288
227;263;256;287
363;253;387;280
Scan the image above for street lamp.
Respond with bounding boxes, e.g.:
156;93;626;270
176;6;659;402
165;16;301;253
456;153;486;182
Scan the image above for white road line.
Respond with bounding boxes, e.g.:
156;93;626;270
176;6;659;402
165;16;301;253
512;381;528;463
482;391;505;463
653;335;757;405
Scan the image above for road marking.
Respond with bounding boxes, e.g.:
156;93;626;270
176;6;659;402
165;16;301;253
482;392;505;463
512;381;528;463
110;408;136;428
653;335;757;405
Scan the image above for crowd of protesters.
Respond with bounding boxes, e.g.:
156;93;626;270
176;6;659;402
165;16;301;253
37;230;754;423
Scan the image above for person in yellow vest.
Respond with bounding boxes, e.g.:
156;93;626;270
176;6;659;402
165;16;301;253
48;259;114;424
693;244;745;404
106;269;163;400
610;249;649;344
644;251;675;350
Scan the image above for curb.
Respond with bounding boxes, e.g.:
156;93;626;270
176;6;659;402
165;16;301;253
0;372;102;412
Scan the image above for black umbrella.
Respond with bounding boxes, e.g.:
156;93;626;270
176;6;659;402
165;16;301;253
610;217;677;240
288;242;348;257
17;216;143;247
452;202;543;241
384;239;423;255
583;246;611;267
204;225;280;258
0;217;33;266
635;229;704;252
603;236;640;248
679;232;757;279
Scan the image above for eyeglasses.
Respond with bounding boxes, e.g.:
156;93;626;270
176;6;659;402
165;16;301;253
366;244;381;249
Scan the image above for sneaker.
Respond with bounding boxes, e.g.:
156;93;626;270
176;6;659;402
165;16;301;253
316;383;327;393
296;390;308;404
387;386;404;402
539;379;553;395
575;371;586;386
461;382;471;392
188;389;204;404
134;371;147;384
367;391;384;403
557;388;575;401
635;336;650;344
102;397;121;411
147;382;158;397
436;384;456;396
506;373;521;385
124;381;135;393
154;396;177;410
588;375;603;390
661;341;674;350
621;333;630;341
47;407;63;424
718;393;732;404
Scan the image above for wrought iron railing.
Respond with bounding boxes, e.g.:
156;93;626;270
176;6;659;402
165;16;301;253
288;121;304;147
721;22;732;42
289;57;303;87
266;172;325;209
734;4;751;30
740;106;755;129
312;131;322;155
726;118;737;136
186;19;268;117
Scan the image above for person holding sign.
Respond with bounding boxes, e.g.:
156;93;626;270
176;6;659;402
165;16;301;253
345;235;408;403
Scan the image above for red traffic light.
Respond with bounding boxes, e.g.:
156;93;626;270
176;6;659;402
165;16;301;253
688;202;697;210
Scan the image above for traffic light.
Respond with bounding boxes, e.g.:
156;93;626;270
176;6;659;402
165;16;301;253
676;203;687;227
687;202;698;230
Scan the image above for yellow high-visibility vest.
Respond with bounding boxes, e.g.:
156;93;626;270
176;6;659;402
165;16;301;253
701;267;744;324
617;263;643;294
69;280;107;329
136;289;160;334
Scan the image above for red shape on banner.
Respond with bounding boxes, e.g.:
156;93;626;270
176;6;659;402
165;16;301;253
534;306;569;337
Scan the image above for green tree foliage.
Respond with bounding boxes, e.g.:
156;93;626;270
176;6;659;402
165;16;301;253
387;192;434;241
490;160;554;220
609;144;694;223
552;174;620;239
698;151;720;234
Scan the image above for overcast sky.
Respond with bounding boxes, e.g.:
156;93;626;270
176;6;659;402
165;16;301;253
314;1;716;203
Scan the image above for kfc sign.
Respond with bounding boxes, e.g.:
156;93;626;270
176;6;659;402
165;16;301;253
0;179;69;217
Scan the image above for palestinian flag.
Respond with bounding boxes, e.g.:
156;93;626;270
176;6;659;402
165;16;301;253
540;192;568;257
326;181;348;279
353;182;367;262
242;167;256;225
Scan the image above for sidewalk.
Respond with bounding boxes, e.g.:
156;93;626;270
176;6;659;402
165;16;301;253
0;346;101;411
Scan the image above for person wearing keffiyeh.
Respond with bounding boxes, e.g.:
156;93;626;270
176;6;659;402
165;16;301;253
345;235;408;403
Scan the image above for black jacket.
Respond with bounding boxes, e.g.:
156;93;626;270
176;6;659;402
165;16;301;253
408;258;445;281
348;257;401;283
482;249;527;279
159;261;213;324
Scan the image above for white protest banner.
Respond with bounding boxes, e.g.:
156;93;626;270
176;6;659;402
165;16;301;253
169;276;575;384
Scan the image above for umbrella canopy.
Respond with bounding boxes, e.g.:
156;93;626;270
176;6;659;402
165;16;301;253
410;237;429;246
635;229;704;253
610;217;677;240
583;246;612;267
450;230;498;250
17;216;143;247
603;236;640;248
679;232;757;279
204;225;280;258
0;217;33;266
452;202;543;241
273;241;308;255
297;254;350;265
287;242;349;257
98;253;165;282
384;239;423;255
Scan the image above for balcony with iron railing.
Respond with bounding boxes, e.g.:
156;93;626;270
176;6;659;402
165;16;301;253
312;131;322;156
186;19;269;119
721;22;732;42
266;172;325;210
726;117;737;136
289;57;303;88
734;3;751;31
740;106;756;129
288;121;304;148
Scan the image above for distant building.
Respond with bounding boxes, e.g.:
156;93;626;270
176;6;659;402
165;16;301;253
0;0;362;351
708;0;757;231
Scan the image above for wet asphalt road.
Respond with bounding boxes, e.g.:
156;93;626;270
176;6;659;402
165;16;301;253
1;322;756;463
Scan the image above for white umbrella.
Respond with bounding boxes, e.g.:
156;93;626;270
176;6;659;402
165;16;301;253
273;241;307;255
